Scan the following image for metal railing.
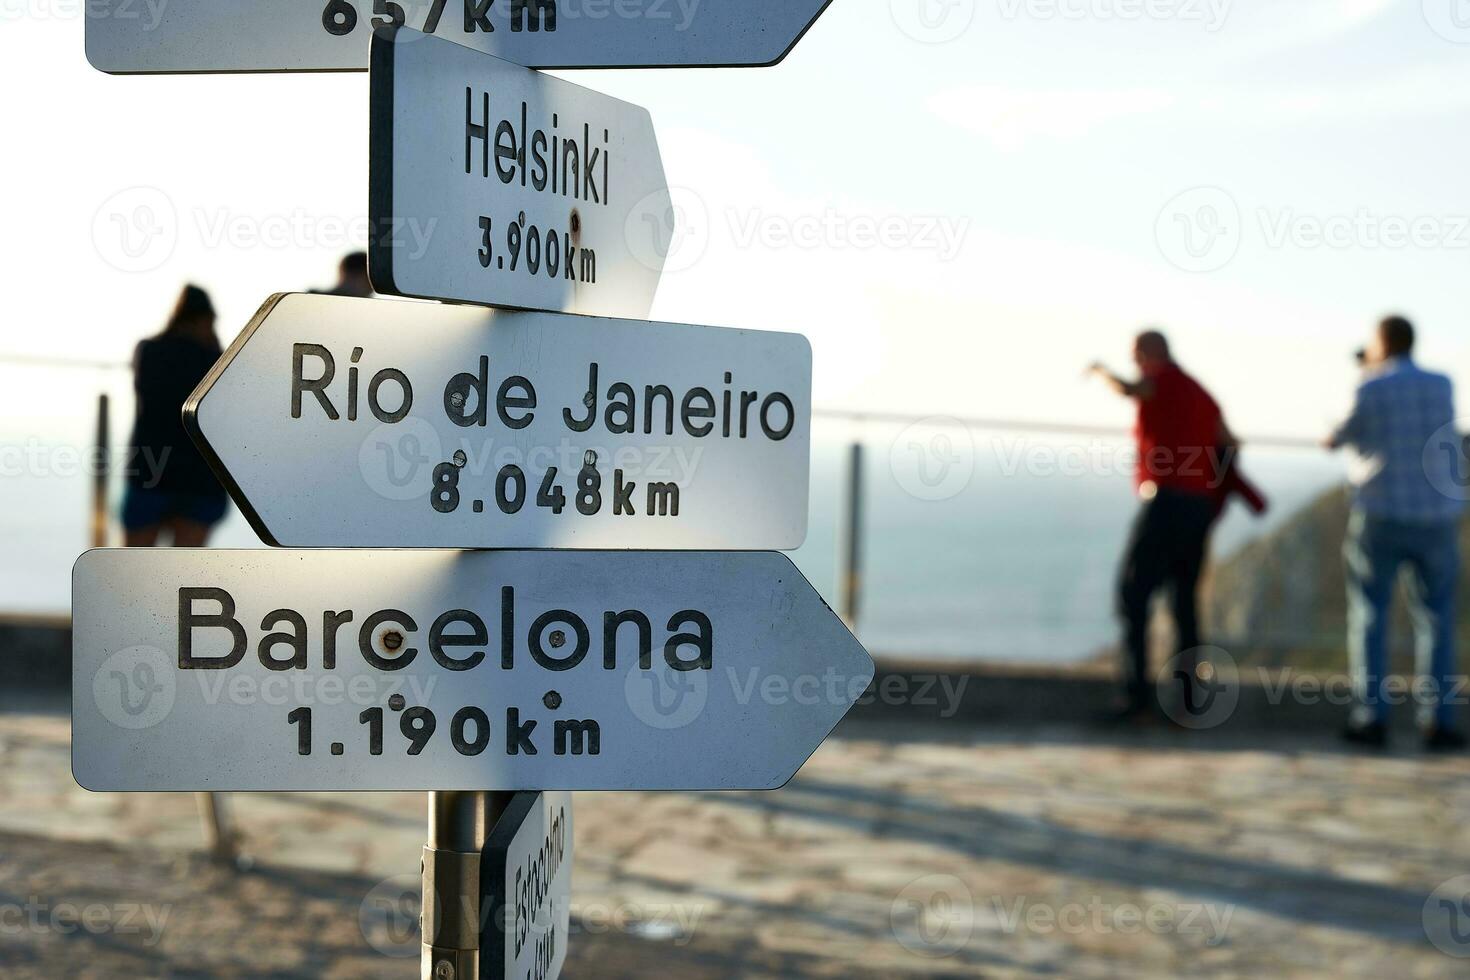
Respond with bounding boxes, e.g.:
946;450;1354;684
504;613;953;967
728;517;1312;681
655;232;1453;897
0;354;1359;663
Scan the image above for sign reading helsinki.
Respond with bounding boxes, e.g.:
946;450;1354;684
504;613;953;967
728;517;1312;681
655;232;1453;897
369;29;670;317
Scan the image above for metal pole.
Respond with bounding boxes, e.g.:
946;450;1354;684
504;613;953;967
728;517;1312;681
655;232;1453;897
423;791;511;980
91;393;110;548
196;791;239;865
839;442;863;629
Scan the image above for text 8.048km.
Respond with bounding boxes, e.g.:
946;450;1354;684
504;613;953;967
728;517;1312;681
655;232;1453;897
431;449;681;519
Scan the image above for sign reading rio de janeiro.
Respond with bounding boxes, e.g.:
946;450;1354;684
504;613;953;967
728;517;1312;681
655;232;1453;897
71;549;874;793
184;293;811;550
369;27;669;317
84;0;837;73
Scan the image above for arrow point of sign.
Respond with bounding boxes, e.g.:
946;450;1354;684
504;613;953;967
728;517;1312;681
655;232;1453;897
753;0;840;67
181;294;290;548
757;552;875;790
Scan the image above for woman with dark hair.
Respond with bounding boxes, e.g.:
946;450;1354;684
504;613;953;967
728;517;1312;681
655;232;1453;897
122;284;229;547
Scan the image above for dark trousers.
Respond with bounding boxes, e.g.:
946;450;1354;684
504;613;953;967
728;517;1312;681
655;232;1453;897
1118;488;1216;711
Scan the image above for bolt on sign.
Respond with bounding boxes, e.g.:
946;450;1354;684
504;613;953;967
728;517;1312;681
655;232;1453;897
370;27;670;317
85;0;838;73
72;549;874;792
184;293;811;549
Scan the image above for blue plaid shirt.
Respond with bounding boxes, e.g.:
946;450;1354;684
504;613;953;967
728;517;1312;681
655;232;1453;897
1331;357;1464;524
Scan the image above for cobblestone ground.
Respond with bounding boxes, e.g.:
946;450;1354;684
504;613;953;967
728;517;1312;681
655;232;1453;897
2;707;1469;978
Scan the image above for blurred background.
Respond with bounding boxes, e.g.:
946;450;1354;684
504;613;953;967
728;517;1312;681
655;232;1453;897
3;0;1470;976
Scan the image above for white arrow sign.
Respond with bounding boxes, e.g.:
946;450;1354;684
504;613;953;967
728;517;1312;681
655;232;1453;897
85;0;835;73
72;549;874;792
183;294;811;550
482;792;572;980
370;27;669;317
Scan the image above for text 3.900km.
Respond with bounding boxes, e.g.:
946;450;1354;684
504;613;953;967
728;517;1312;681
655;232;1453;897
479;212;596;284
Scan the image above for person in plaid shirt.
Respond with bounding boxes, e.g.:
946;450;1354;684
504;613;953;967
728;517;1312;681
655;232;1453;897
1328;316;1465;750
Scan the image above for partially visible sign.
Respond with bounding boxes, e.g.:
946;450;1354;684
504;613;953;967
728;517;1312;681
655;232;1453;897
370;27;669;316
184;294;811;550
481;792;571;980
85;0;836;73
72;549;874;792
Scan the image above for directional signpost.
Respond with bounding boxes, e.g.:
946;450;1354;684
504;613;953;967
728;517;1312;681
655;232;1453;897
73;549;872;792
78;7;874;978
85;0;836;73
370;28;669;317
482;792;572;980
184;293;811;549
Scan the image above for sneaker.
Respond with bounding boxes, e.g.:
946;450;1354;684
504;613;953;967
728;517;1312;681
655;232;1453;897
1341;721;1387;749
1423;727;1468;753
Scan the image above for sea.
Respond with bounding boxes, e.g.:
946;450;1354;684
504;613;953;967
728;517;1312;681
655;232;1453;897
0;368;1342;664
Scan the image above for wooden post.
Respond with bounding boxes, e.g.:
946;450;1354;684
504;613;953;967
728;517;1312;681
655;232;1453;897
839;442;864;630
91;393;110;548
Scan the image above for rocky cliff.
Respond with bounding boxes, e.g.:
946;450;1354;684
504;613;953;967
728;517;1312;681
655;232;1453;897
1208;487;1470;670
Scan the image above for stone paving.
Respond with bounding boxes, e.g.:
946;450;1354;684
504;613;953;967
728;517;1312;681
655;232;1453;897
2;705;1469;977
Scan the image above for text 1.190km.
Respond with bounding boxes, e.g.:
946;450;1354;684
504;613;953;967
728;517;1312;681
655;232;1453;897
286;699;600;758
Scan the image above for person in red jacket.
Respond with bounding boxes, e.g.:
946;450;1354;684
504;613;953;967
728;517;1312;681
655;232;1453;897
1089;330;1262;721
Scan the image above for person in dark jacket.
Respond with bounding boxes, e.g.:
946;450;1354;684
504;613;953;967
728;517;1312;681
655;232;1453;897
122;284;228;547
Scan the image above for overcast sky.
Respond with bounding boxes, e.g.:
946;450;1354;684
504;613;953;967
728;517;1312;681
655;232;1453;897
3;0;1469;441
